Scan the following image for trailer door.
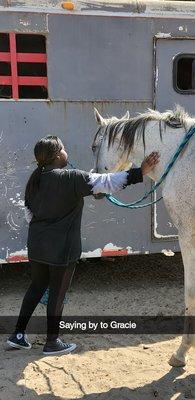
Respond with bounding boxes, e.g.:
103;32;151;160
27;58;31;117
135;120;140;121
154;38;195;240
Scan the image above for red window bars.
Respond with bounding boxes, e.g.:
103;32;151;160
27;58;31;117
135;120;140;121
0;33;48;99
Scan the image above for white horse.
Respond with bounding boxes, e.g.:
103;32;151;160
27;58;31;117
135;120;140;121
92;106;195;367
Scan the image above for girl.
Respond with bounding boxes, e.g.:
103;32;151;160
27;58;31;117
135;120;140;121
7;136;159;355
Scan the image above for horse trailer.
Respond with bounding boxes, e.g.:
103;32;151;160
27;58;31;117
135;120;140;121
0;0;194;263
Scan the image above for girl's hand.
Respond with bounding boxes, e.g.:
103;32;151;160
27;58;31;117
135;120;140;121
141;152;160;175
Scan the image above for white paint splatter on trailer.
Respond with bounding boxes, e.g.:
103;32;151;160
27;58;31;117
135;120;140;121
156;32;171;38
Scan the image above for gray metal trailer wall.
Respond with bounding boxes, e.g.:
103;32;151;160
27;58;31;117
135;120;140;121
1;9;194;262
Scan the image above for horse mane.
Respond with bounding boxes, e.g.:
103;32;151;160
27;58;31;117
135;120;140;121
106;106;189;155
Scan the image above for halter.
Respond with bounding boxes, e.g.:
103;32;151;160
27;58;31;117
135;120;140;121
67;124;195;210
106;124;195;209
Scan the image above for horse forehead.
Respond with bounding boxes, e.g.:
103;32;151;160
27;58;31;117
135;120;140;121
92;128;102;143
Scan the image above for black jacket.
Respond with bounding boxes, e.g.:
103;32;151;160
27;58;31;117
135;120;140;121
27;167;143;266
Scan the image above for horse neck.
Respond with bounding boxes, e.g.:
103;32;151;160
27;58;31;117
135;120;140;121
130;119;194;182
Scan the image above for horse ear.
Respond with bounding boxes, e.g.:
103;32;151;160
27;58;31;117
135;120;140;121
94;108;105;126
122;111;130;120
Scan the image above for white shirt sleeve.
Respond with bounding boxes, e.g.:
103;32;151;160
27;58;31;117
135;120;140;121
88;171;128;194
24;207;33;223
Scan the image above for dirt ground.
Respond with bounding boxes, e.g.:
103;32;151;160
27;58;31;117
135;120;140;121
0;253;195;400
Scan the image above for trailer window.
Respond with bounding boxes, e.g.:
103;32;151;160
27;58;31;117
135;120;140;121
173;54;195;94
0;33;48;100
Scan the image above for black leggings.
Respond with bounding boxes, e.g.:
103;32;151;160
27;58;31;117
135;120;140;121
15;260;76;341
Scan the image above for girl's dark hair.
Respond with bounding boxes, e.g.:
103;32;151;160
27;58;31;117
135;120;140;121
25;135;63;208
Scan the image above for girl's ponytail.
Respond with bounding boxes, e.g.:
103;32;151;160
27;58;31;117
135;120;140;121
25;166;43;207
25;136;63;209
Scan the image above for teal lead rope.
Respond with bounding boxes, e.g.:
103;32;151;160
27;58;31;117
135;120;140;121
106;124;195;209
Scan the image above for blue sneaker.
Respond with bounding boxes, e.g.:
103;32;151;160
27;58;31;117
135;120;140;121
7;332;32;350
43;338;76;355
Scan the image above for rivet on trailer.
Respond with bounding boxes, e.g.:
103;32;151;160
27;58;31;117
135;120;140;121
0;0;195;263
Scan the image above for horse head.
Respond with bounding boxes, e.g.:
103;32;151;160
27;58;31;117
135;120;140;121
92;108;132;173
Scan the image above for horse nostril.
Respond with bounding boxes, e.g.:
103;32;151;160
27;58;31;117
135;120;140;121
105;166;108;171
